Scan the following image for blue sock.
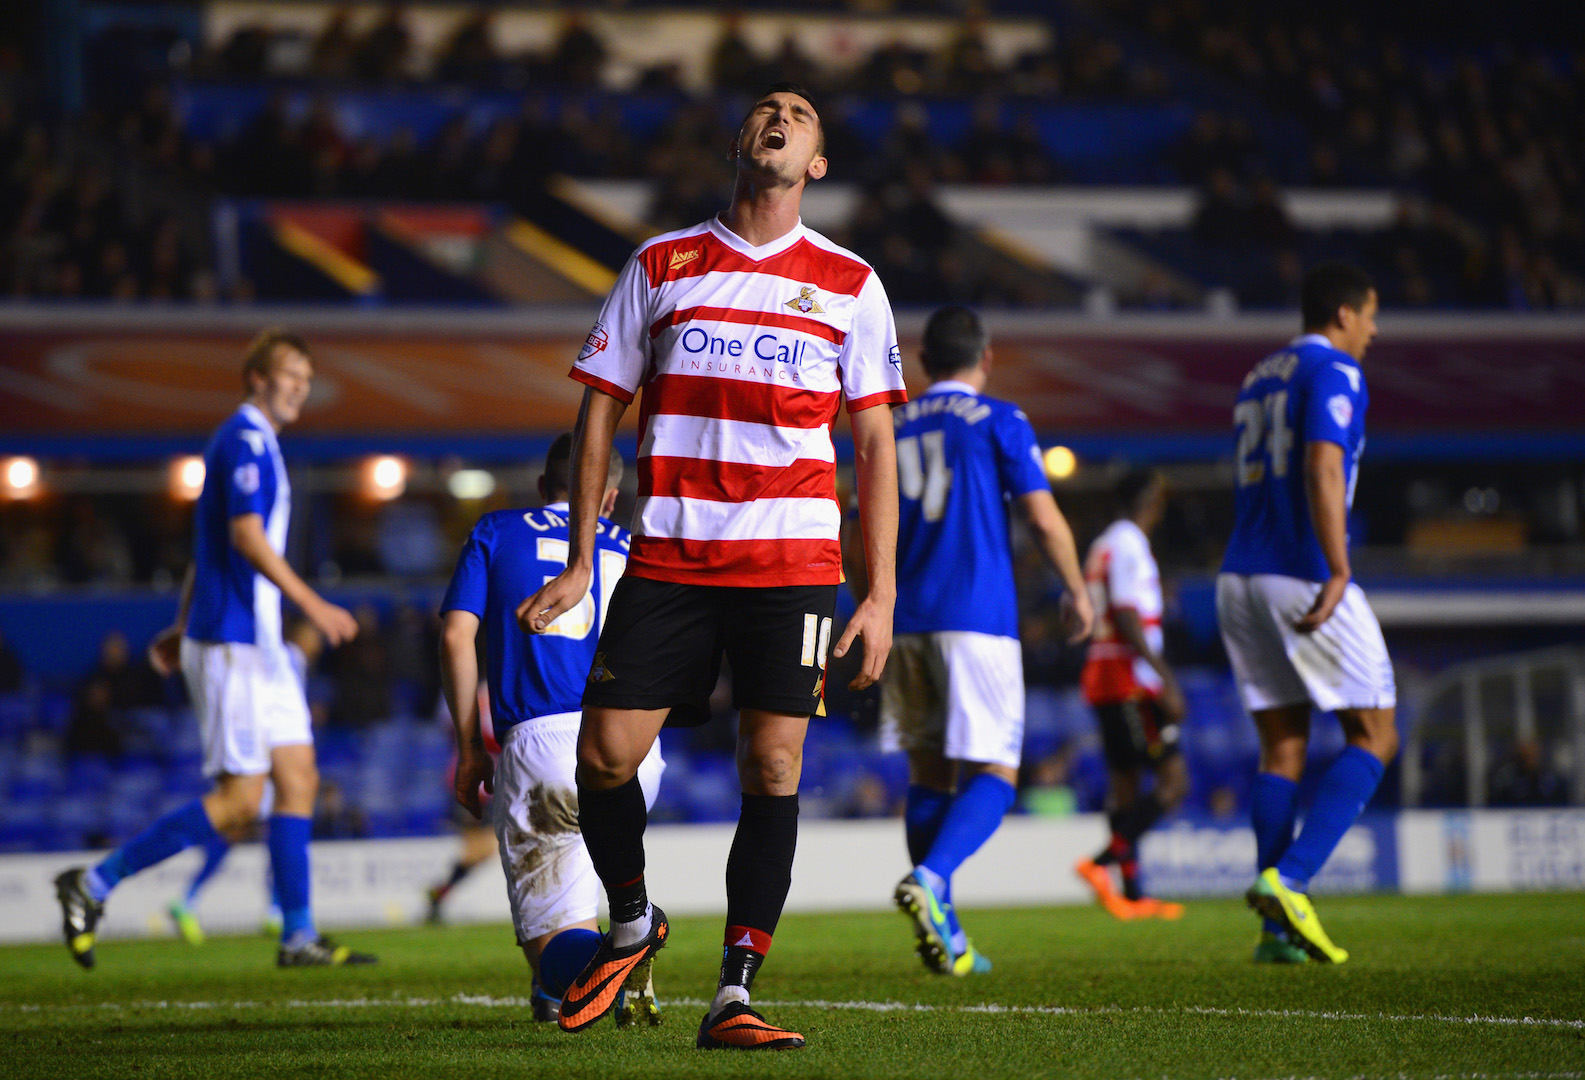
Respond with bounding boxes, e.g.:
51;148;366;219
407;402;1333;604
1250;772;1300;937
184;834;233;906
919;774;1018;883
90;798;221;902
1277;747;1385;891
904;785;953;866
269;814;315;943
537;928;603;997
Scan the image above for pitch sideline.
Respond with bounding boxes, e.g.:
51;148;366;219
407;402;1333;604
3;995;1581;1031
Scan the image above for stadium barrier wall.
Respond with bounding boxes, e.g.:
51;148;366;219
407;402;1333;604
1;809;1580;944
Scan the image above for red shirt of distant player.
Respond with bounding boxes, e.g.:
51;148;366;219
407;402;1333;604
1081;519;1165;704
571;216;907;588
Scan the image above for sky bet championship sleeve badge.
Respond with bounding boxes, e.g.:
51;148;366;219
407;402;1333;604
786;286;824;315
579;323;609;361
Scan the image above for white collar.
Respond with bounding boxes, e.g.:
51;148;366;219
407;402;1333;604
545;501;570;512
924;379;977;396
238;403;281;451
1291;333;1336;351
707;215;808;261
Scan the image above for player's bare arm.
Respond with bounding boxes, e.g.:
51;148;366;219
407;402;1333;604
1298;440;1351;632
229;513;358;645
148;564;196;676
1111;606;1186;721
833;404;898;690
518;387;627;634
1016;489;1095;641
439;609;493;820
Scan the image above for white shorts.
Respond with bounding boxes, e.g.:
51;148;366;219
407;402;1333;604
880;632;1025;769
181;638;313;778
493;713;665;946
1215;573;1396;714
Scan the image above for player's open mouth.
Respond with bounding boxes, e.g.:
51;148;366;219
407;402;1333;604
763;130;786;150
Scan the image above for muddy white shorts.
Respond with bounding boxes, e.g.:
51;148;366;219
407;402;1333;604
1215;573;1396;714
880;631;1025;769
493;712;665;945
181;638;312;778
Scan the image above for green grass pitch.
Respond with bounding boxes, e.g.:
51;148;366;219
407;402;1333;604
3;893;1582;1079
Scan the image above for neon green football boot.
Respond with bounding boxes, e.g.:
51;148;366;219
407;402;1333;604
1252;931;1309;964
1246;868;1348;964
167;900;206;945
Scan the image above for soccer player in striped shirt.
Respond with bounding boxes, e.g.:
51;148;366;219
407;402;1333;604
519;83;905;1050
1217;262;1397;964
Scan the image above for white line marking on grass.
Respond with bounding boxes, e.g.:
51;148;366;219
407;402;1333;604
3;995;1581;1032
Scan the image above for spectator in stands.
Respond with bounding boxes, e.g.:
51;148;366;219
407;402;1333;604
1192;168;1251;248
1488;738;1567;807
0;628;24;693
87;631;164;712
354;6;412;83
309;9;357;80
312;777;368;839
66;675;122;761
328;605;392;728
547;13;606;87
435;10;498;85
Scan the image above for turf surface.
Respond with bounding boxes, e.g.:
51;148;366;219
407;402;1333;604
3;893;1582;1079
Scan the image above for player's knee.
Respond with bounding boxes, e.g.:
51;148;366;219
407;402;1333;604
575;754;636;790
273;765;319;812
1155;761;1189;809
738;745;802;794
1368;724;1399;764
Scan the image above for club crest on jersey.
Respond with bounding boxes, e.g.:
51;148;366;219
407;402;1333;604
579;323;609;361
785;286;824;315
588;652;616;684
1327;393;1353;429
668;248;701;270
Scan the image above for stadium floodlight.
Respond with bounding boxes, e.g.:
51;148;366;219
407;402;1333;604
365;455;408;500
170;456;206;501
1042;445;1077;481
1;456;41;499
446;468;496;500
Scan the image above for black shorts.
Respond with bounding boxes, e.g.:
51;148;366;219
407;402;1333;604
583;577;837;720
1094;697;1181;771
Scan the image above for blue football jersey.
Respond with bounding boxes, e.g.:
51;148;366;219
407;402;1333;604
893;381;1051;638
186;404;290;647
440;503;629;741
1221;334;1368;582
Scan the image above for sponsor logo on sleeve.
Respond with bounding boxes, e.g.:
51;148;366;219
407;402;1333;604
233;463;260;494
785;286;824;315
887;344;901;369
579;323;609;362
1327;393;1354;429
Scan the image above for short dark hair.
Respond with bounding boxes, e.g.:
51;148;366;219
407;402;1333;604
542;432;623;501
920;305;989;378
1115;468;1162;517
1300;262;1375;331
241;327;310;391
747;82;824;157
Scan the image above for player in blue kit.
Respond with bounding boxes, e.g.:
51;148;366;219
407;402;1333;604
1217;263;1397;965
881;306;1093;974
439;433;664;1025
54;329;374;968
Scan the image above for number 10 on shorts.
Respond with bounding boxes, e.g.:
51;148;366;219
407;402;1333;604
801;615;832;669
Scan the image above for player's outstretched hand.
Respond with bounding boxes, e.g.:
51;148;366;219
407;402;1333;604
517;565;591;634
1160;677;1188;724
148;625;182;677
307;597;359;646
1296;574;1348;634
834;594;893;691
1061;589;1096;644
454;745;494;821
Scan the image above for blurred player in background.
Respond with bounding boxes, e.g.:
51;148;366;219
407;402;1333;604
883;305;1092;975
1217;262;1397;965
440;434;663;1025
423;721;499;926
54;329;375;968
520;83;904;1050
1074;469;1188;921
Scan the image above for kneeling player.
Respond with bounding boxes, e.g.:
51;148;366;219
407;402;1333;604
439;435;664;1023
1074;470;1187;920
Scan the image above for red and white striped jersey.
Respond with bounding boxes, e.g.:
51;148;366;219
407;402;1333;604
1081;519;1165;704
571;216;908;588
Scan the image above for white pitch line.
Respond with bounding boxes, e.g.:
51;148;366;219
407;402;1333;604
2;995;1581;1031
